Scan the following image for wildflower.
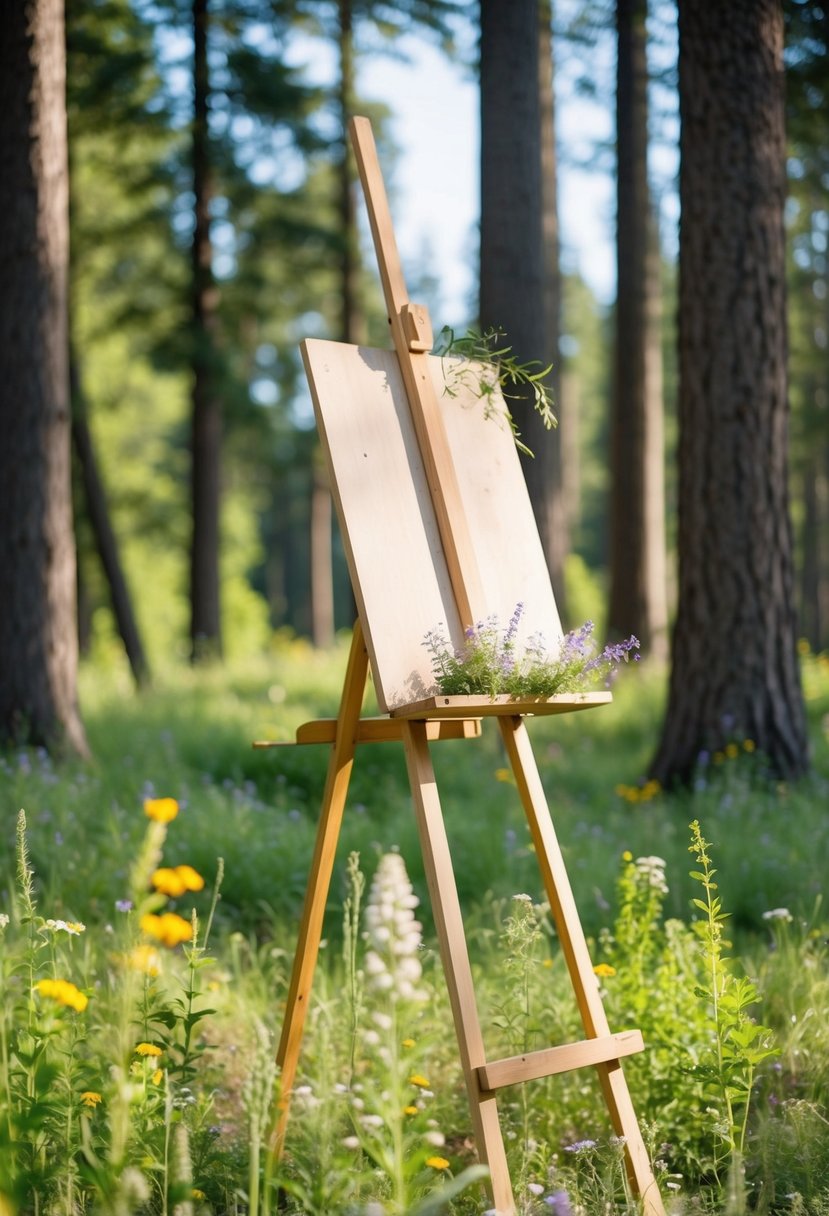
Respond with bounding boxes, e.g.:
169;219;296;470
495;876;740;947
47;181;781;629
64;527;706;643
725;743;739;759
545;1191;574;1215
495;767;513;783
424;1130;445;1146
192;1190;206;1201
80;1091;102;1107
144;797;179;823
593;963;616;978
621;850;633;862
35;978;88;1012
564;1138;597;1152
44;919;86;935
151;864;205;897
115;899;133;913
425;1156;450;1170
635;855;669;895
401;1037;416;1049
363;853;426;1002
135;1042;163;1057
127;944;162;975
140;911;193;947
342;1136;361;1149
763;908;793;923
743;739;756;753
152;1069;163;1085
528;1183;544;1196
0;913;9;929
409;1074;430;1089
404;1105;419;1116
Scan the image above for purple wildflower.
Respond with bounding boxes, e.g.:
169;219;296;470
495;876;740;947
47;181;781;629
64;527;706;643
564;1138;597;1153
545;1190;574;1215
115;899;132;913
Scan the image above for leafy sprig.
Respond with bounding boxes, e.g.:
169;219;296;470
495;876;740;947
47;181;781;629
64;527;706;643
434;326;556;457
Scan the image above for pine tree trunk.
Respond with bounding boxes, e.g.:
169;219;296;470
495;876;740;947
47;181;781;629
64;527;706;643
480;0;564;605
189;0;222;661
0;0;89;757
607;0;668;659
651;0;808;784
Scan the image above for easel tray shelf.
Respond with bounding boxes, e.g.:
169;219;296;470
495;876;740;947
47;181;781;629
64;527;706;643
392;691;613;719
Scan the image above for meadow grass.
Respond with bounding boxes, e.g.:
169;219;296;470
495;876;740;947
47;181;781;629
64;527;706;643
1;637;828;1213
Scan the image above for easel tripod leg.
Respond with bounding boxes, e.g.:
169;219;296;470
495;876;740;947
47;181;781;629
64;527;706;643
498;716;666;1216
401;720;515;1216
271;625;369;1157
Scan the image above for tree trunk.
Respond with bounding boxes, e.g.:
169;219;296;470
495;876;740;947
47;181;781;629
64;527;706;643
71;360;150;688
189;0;222;661
0;0;89;757
480;0;564;605
538;0;567;616
651;0;808;784
607;0;668;659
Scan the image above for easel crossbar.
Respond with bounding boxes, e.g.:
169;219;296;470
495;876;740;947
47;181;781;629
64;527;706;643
477;1030;645;1092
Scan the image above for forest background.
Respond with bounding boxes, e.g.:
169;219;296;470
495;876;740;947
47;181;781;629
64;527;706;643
28;0;826;694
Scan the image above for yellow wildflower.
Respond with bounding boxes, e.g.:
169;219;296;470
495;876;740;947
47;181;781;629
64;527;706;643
152;1069;163;1085
725;743;739;759
192;1191;206;1201
403;1105;419;1115
426;1156;450;1170
743;739;756;753
594;963;616;978
151;868;187;897
151;865;205;897
495;767;513;784
409;1073;430;1089
135;1042;163;1057
401;1038;416;1049
35;978;88;1012
140;912;193;947
175;864;205;892
127;945;162;976
80;1091;102;1107
144;797;179;823
542;957;553;969
621;850;633;862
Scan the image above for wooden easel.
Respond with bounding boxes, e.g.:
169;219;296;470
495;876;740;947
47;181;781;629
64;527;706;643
262;117;665;1216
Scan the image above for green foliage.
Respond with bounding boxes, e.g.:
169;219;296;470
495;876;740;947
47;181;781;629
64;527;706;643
434;326;556;457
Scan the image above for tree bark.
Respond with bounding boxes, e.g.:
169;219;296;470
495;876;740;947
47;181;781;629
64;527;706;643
189;0;223;661
480;0;565;606
607;0;668;659
0;0;89;757
651;0;808;784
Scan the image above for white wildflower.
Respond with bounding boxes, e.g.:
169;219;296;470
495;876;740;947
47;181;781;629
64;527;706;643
762;907;793;923
0;913;9;929
363;854;427;1002
635;855;669;895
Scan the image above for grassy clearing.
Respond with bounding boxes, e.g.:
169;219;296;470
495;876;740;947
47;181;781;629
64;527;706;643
1;638;828;1213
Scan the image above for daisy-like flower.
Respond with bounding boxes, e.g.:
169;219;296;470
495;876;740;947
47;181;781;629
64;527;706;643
144;797;179;823
45;919;86;935
425;1155;450;1170
151;865;204;898
593;963;616;978
80;1091;102;1107
140;911;193;947
35;978;88;1012
134;1042;163;1057
409;1073;430;1089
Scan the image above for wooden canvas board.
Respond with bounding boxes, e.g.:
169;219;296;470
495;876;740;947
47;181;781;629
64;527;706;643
302;338;563;713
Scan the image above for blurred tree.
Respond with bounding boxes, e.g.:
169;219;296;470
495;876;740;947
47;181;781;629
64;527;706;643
606;0;667;660
480;0;567;609
652;0;808;784
785;0;829;651
0;0;89;756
